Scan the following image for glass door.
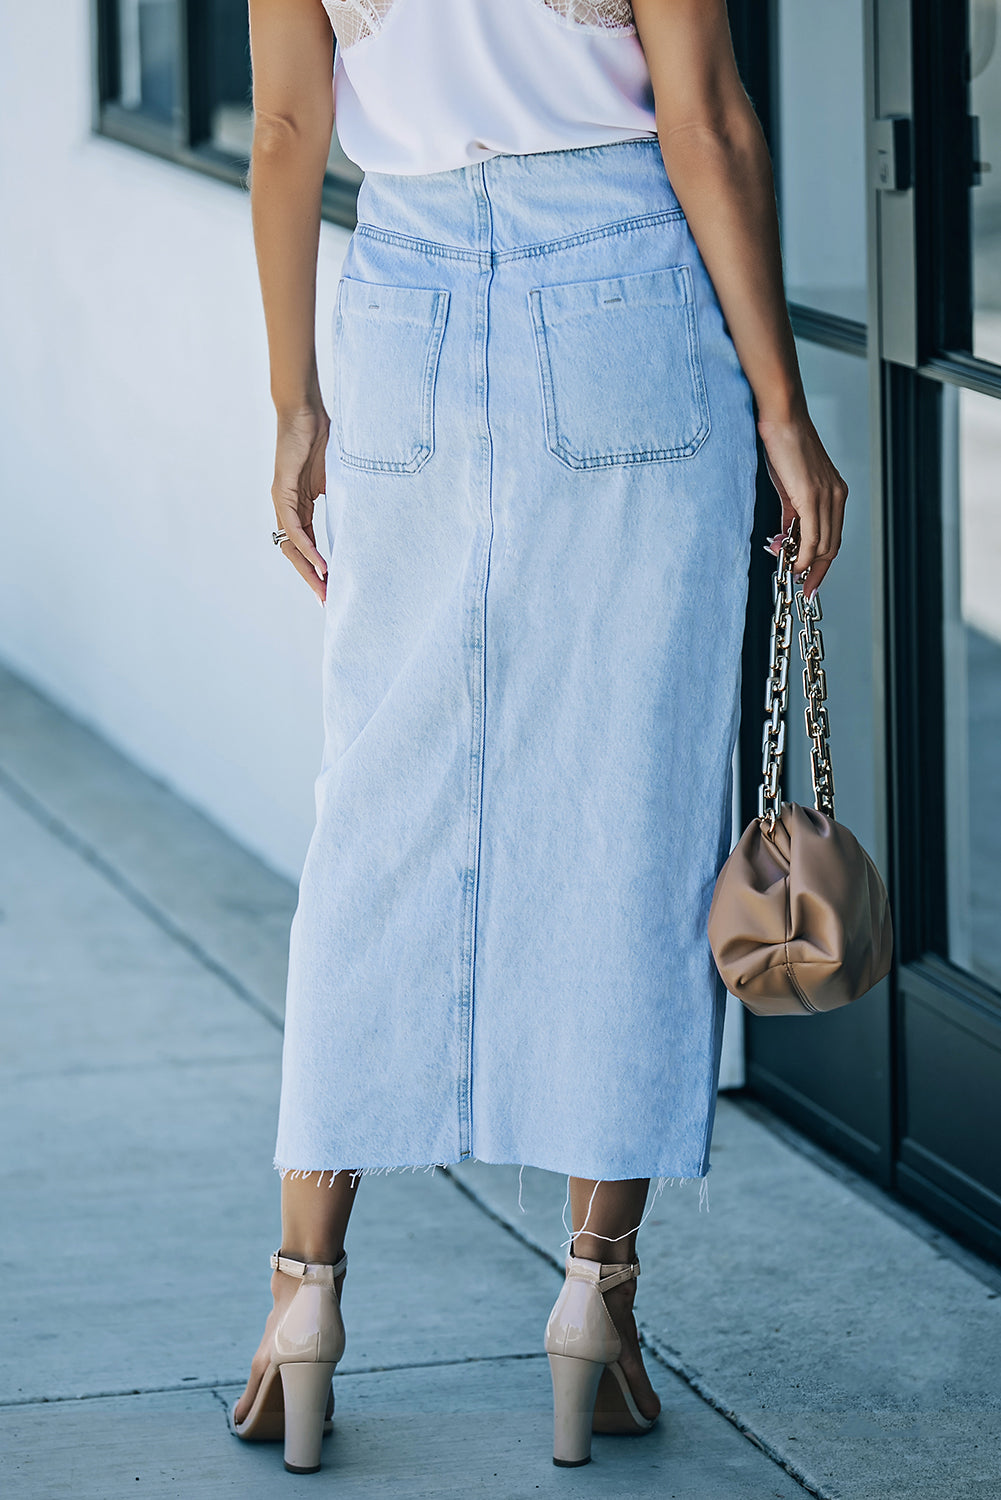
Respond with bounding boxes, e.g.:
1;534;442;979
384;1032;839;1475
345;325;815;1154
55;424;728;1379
731;0;1001;1259
888;0;1001;1256
733;0;895;1183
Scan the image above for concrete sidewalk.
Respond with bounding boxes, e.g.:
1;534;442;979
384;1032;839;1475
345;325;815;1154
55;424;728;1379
1;660;999;1499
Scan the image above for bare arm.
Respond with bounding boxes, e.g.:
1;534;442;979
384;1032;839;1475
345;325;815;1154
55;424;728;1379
632;0;847;595
248;0;335;598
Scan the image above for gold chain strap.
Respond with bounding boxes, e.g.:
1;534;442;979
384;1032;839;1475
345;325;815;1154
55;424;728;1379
757;529;836;836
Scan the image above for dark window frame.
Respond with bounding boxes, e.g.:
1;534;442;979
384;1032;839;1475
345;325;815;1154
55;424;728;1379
913;0;1001;383
89;0;360;229
893;0;1001;995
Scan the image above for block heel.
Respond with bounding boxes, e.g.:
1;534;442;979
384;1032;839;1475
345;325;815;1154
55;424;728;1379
230;1248;348;1475
544;1250;658;1466
280;1360;339;1473
548;1352;606;1465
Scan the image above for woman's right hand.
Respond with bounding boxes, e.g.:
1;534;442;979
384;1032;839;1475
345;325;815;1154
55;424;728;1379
272;405;330;603
756;412;849;601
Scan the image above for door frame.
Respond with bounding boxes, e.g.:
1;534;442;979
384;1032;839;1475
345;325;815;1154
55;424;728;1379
731;0;1001;1261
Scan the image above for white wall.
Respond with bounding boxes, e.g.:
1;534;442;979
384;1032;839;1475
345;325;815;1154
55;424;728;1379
0;2;350;880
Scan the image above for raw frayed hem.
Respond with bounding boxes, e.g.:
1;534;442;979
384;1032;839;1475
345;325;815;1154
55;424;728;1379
274;1161;448;1188
273;1157;711;1237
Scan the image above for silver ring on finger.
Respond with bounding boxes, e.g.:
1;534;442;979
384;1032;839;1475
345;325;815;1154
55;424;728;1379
272;529;289;548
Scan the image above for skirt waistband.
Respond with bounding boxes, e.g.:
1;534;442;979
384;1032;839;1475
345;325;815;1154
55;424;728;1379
352;137;681;261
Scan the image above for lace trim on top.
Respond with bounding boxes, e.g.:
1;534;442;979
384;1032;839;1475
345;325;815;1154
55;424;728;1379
536;0;635;33
325;0;635;52
324;0;399;51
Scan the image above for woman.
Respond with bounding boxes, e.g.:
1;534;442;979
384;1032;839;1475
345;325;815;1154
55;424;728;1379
231;0;847;1476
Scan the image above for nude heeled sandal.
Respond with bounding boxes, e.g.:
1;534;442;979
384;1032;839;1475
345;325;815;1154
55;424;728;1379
544;1251;658;1466
229;1249;348;1474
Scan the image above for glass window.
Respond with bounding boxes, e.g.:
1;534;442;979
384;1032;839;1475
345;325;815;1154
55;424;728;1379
970;0;1001;364
779;342;877;858
116;0;179;126
96;2;360;225
941;386;1001;989
204;0;253;158
777;0;868;323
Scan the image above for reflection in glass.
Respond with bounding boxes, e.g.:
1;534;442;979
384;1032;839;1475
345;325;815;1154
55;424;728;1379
777;0;867;323
970;1;1001;363
205;0;253;157
942;387;1001;987
779;342;877;859
117;0;178;124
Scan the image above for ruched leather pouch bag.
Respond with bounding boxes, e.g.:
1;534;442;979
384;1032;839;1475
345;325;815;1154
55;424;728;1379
708;527;893;1017
708;801;893;1015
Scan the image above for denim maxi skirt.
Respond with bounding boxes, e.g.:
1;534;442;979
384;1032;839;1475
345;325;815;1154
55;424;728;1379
274;136;758;1187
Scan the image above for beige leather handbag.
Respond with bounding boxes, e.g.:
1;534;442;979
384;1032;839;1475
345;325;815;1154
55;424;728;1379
708;527;893;1016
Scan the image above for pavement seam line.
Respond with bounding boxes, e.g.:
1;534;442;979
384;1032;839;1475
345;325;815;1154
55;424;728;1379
1;1352;551;1409
442;1167;829;1500
0;764;284;1034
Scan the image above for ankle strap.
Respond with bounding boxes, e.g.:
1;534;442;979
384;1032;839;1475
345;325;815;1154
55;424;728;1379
271;1249;348;1278
597;1259;640;1293
566;1252;641;1293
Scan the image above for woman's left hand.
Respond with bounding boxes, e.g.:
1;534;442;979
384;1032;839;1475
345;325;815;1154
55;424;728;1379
272;404;330;603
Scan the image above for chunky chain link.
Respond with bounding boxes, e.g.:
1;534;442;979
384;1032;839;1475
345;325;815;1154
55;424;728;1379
757;529;836;836
797;568;836;820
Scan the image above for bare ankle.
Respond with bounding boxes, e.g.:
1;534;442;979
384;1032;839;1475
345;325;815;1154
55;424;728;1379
278;1244;345;1267
572;1235;637;1264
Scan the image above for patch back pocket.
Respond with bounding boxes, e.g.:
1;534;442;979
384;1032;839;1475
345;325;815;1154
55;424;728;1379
334;277;450;474
528;264;710;470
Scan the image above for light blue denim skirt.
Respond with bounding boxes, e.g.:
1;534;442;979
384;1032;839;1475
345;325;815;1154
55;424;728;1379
274;136;758;1186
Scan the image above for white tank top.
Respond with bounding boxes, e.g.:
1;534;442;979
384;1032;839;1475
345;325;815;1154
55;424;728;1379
321;0;658;176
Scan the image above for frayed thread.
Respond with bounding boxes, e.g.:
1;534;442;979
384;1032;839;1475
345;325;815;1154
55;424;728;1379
274;1161;445;1186
273;1156;710;1220
557;1170;710;1252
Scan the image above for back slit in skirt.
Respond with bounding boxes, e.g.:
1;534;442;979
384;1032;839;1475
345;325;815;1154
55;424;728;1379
274;137;758;1186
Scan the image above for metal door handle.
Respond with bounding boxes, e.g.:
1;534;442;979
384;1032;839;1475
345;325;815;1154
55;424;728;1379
873;116;912;192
